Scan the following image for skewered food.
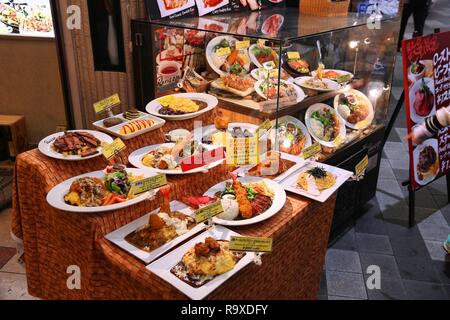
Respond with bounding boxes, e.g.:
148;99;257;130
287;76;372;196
125;185;196;252
297;166;337;196
52;131;101;158
417;145;439;181
171;237;245;288
310;108;340;142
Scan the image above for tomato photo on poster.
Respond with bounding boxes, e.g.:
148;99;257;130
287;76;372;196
402;31;450;191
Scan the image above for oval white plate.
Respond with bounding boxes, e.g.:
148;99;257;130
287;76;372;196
413;138;440;186
250;68;293;82
333;89;374;130
408;77;436;124
128;143;223;175
254;80;306;103
206;35;250;76
305;103;347;148
269;115;312;157
146;93;218;121
294;76;340;92
204;176;286;226
249;44;279;69
407;60;432;83
196;123;259;146
46;168;157;213
38;130;113;161
311;69;354;83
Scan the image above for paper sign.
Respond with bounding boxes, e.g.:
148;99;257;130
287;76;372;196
217;47;231;57
229;236;273;253
236;40;250;50
302;142;322;160
102;138;126;160
180;147;226;173
195;201;224;224
212;132;229;146
355;155;369;177
356;119;371;129
269;69;279;78
334;135;345;147
94;94;120;114
131;174;168;195
287;51;300;60
258;39;267;47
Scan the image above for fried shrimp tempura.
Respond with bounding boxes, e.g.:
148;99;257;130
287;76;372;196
229;173;253;219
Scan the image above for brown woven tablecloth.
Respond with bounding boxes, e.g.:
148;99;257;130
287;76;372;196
11;112;336;300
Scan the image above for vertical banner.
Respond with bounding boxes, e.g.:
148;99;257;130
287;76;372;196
402;31;450;191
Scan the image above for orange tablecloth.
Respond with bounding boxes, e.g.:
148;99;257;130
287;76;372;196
11;112;336;300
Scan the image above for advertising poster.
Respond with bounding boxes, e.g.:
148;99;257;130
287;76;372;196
147;0;286;20
402;31;450;190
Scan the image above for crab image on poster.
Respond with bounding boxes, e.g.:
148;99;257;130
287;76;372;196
157;0;196;18
195;0;230;17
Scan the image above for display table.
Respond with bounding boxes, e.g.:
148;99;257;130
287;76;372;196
11;111;336;300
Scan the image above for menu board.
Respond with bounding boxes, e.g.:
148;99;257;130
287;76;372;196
402;31;450;191
147;0;286;20
0;0;54;37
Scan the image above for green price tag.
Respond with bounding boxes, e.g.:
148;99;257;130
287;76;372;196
302;142;322;160
131;174;167;195
355;155;369;177
102;138;126;160
229;236;273;253
195;201;224;224
93;94;120;114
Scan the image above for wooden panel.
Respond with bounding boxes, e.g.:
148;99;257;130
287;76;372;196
55;0;147;129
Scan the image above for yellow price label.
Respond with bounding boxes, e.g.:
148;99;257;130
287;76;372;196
263;61;276;70
216;47;231;57
356;119;371;130
269;69;279;78
212;132;229;146
229;236;273;253
287;51;300;60
235;40;250;50
94;94;120;114
302;142;322;160
257;119;273;139
102;138;126;160
226;136;259;166
258;39;267;46
195;201;224;224
355;155;369;177
334;135;345;147
131;174;167;195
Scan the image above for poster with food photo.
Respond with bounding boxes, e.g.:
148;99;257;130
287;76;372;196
156;0;197;18
402;31;450;190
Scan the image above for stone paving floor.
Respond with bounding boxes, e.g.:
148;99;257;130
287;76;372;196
320;0;450;300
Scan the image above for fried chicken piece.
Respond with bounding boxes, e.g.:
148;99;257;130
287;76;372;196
229;173;253;219
205;237;220;252
195;242;210;257
149;214;165;230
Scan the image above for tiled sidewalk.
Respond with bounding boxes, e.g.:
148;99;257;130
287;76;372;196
320;0;450;300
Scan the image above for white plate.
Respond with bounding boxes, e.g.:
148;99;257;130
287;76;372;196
38;130;113;161
254;79;306;103
205;35;250;76
235;152;306;183
269;115;312;157
294;76;340;93
147;225;254;300
146;93;218;121
408;77;436;124
249;44;279;69
280;161;353;203
311;69;354;83
305;103;347;148
46;168;158;213
195;0;230;16
407;60;432;83
413;138;440;186
128;143;223;175
261;14;285;35
105;201;206;264
204;176;286;226
334;89;374;130
195;123;259;146
250;68;293;82
92;112;166;140
157;0;196;18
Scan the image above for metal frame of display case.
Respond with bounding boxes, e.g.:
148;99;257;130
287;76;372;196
131;9;402;240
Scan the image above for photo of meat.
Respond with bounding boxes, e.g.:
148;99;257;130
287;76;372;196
413;139;440;186
157;0;196;18
195;0;229;16
409;77;436;124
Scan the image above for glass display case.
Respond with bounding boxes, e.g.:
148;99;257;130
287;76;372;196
131;8;401;235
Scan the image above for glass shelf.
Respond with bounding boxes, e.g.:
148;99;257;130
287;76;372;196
144;8;400;42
